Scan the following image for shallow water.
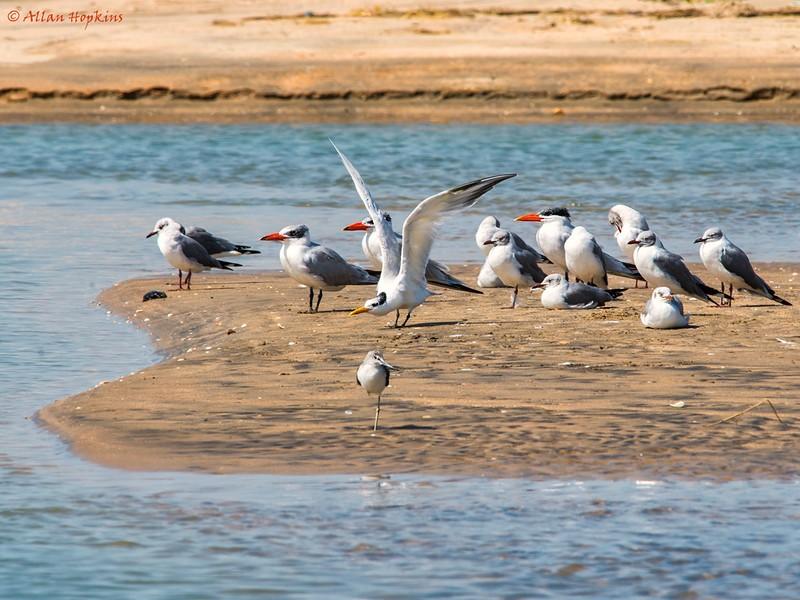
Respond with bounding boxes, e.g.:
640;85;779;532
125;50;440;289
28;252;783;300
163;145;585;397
1;124;799;598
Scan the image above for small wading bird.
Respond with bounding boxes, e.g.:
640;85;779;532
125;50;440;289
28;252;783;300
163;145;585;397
628;230;728;305
532;273;623;309
475;216;549;288
483;229;546;307
356;350;400;431
332;141;515;327
342;213;481;294
694;227;791;307
640;287;690;329
147;218;241;290
260;224;378;313
515;208;641;284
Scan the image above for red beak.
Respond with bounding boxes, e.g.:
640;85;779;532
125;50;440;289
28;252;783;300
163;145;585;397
515;213;542;222
261;232;287;241
343;221;369;231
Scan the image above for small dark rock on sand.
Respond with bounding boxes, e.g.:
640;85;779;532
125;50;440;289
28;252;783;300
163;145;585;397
143;290;168;302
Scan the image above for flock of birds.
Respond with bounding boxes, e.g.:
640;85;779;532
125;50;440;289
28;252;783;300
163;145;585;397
145;142;791;429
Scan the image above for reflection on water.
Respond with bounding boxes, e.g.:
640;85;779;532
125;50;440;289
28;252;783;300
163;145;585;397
1;124;799;598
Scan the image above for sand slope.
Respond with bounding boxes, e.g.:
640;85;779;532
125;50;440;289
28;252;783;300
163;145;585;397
38;265;799;479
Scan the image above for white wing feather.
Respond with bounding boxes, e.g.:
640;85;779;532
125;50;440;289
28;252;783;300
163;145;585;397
331;141;401;279
399;174;516;286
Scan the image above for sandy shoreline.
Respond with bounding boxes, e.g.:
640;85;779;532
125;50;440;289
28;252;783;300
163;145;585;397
3;0;800;123
39;264;799;480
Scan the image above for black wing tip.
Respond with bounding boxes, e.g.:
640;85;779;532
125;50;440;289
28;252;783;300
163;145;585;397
774;295;793;306
218;260;243;270
428;280;483;294
608;288;626;298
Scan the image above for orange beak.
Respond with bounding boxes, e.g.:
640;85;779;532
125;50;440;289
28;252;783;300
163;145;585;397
260;232;287;241
515;213;542;222
343;221;369;231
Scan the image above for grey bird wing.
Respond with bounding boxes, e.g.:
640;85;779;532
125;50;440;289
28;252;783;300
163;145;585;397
331;141;401;280
603;252;642;280
513;245;546;284
425;259;482;293
652;251;712;301
671;295;685;314
180;236;232;269
306;245;377;287
511;232;551;264
186;228;237;255
401;174;516;286
719;244;769;294
565;282;613;306
591;239;609;287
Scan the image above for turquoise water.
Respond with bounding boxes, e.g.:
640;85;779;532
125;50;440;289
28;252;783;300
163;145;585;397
1;124;799;598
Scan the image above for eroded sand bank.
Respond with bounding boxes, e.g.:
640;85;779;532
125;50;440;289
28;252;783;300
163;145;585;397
39;265;799;479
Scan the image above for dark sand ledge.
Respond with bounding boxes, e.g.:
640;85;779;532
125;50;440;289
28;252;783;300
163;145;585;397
38;265;800;480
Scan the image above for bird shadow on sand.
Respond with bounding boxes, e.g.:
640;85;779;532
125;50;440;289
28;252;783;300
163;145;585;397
390;320;462;329
375;424;438;431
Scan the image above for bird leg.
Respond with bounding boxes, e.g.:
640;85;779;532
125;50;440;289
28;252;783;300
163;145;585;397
315;290;323;312
308;287;314;312
393;310;401;328
184;271;192;290
728;284;734;307
177;269;183;290
373;394;382;431
510;285;519;308
401;311;412;327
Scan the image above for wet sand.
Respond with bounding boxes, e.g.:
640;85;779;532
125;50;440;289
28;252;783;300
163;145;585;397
39;264;799;479
3;0;800;123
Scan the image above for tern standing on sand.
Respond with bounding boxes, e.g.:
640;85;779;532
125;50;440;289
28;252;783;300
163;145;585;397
516;208;641;284
694;227;791;307
629;230;725;304
332;141;515;327
147;218;242;290
260;224;378;312
532;273;623;309
484;229;546;307
343;213;481;294
357;350;399;431
640;287;690;329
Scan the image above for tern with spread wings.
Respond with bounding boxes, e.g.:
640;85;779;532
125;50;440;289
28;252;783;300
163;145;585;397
332;141;515;327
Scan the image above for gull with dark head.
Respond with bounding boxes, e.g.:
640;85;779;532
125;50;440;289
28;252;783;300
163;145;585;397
531;273;623;309
640;287;690;329
146;217;242;290
628;230;727;305
343;212;481;295
356;350;400;431
694;227;791;307
484;228;546;307
260;224;377;313
333;141;515;327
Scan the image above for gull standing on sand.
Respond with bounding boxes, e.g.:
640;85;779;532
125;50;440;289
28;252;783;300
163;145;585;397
694;227;791;306
343;214;481;294
484;229;546;307
531;273;623;309
640;287;690;329
146;218;242;290
356;349;399;431
260;224;378;312
564;225;610;288
628;230;726;305
475;216;549;288
333;141;515;327
515;208;641;284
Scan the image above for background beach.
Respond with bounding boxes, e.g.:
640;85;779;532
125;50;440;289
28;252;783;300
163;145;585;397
2;2;800;598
